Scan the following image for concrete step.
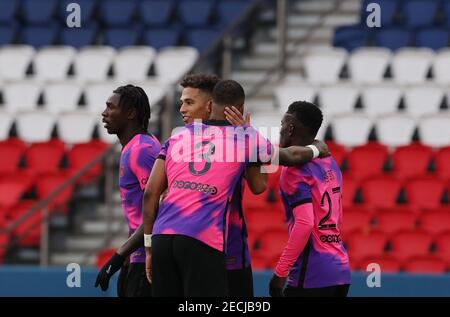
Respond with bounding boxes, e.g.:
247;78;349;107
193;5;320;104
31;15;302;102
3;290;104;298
65;236;109;251
96;204;124;218
339;0;362;13
81;220;128;235
231;70;268;84
239;56;278;70
269;26;334;42
323;14;360;27
295;0;336;13
246;98;276;114
50;252;96;267
287;14;322;27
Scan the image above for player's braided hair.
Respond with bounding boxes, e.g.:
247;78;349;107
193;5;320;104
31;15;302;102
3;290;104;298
113;84;151;131
287;101;323;137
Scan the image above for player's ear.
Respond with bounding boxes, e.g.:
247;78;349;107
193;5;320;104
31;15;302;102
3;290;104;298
289;123;295;137
206;99;212;114
127;107;137;120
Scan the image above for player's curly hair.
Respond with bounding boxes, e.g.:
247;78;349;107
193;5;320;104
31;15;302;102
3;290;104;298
212;80;245;107
180;74;220;95
113;84;151;131
287;101;323;137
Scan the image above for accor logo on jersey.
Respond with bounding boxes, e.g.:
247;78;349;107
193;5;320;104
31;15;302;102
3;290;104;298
320;234;341;243
172;179;218;196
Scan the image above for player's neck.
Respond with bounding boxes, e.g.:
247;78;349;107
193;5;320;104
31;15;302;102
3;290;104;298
291;135;314;147
209;108;227;121
118;125;144;147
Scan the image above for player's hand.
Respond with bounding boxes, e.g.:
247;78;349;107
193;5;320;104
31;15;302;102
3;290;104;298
145;248;152;284
312;140;330;158
94;252;125;291
224;106;250;126
269;274;286;297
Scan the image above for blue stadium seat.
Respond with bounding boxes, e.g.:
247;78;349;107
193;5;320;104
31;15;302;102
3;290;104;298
185;29;219;53
373;28;411;51
177;0;214;27
99;0;136;26
0;26;16;45
216;0;251;26
103;27;140;49
416;27;449;51
60;24;98;49
361;0;399;26
443;1;450;27
21;0;58;25
59;0;98;24
0;0;19;24
333;25;370;51
139;0;175;26
21;26;58;48
402;0;439;28
143;27;180;50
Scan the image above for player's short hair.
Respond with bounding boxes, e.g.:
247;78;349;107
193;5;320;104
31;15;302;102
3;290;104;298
113;84;151;131
287;101;323;137
212;79;245;107
180;74;220;95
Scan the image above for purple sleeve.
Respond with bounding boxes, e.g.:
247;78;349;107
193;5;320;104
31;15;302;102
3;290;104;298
129;144;157;191
158;139;170;160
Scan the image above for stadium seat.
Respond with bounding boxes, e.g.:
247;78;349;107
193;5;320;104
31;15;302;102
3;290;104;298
57;111;97;144
103;27;140;49
10;200;42;247
333;24;370;52
185;29;220;53
340;206;373;237
139;0;174;26
154;47;199;84
99;0;136;26
246;209;286;238
347;142;389;180
84;81;119;114
418;114;450;148
0;111;14;141
360;176;402;210
0;26;15;46
373;27;411;51
326;141;347;167
348;47;391;83
143;27;181;50
59;25;98;49
0;45;35;81
432;48;450;84
21;26;58;48
331;113;373;147
357;255;401;273
391;48;434;84
374;210;417;235
33;46;76;82
403;256;447;274
403;85;444;118
404;176;446;211
419;209;450;236
43;81;83;114
216;0;251;26
0;139;25;176
256;228;288;260
21;0;58;25
402;0;439;28
434;231;450;264
389;230;433;262
274;82;316;113
0;0;19;24
67;140;109;183
416;27;449;51
435;147;450;180
177;0;214;27
73;46;116;83
2;81;42;113
134;80;168;108
113;46;156;82
16;111;56;143
0;179;32;210
361;83;402;118
391;143;433;180
303;48;348;84
59;0;98;24
347;230;389;262
249;252;270;271
96;248;116;268
375;114;417;148
361;0;398;26
317;83;359;116
24;140;65;176
35;172;74;212
342;176;359;209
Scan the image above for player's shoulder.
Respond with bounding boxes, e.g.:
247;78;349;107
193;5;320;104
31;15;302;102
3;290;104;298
130;134;161;153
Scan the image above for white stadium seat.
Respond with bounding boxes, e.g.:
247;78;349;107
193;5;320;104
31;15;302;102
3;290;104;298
0;110;14;141
274;82;317;113
74;46;116;83
114;46;156;82
318;83;359;116
418;114;450;148
43;81;83;114
375;113;416;147
331;113;372;147
16;110;55;143
3;80;42;113
348;47;392;83
250;112;283;145
432;48;450;84
403;84;444;118
303;47;348;84
391;48;434;84
84;81;119;114
0;45;35;81
361;83;403;118
33;46;76;82
57;111;97;144
155;47;199;84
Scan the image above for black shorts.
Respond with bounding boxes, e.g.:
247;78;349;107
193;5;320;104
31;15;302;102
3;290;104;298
118;263;152;297
227;266;254;297
284;284;350;297
152;234;228;297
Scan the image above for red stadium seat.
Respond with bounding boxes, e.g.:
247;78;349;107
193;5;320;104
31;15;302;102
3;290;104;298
342;176;359;209
0;233;9;263
10;200;42;247
257;228;289;260
326;141;347;167
24;139;65;176
403;256;447;274
347;230;388;262
246;210;286;237
96;248;116;268
391;143;433;180
435;147;450;180
67;140;109;184
375;210;417;235
242;185;270;211
0;179;32;209
357;256;402;273
341;206;373;237
250;252;270;271
434;231;450;264
404;176;446;211
35;172;74;212
347;142;389;180
419;209;450;236
389;230;433;262
361;176;402;210
0;138;26;174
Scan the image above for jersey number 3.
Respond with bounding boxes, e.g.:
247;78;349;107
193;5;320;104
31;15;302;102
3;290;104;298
189;141;215;176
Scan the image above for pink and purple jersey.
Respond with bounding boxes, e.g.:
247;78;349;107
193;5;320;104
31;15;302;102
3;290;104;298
119;133;161;263
278;156;351;288
152;121;272;253
225;180;251;270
